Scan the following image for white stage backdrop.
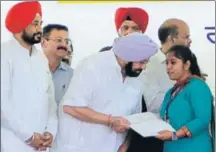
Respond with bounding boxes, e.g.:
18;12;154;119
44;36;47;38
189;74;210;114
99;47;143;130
1;1;215;95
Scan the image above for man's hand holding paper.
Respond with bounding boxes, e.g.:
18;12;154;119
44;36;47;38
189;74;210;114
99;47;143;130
111;116;131;133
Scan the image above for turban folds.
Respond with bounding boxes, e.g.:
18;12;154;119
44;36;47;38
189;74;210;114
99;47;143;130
112;33;158;62
115;7;149;33
5;1;42;34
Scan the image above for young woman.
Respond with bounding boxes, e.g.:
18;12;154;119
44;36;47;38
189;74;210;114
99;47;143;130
157;45;214;152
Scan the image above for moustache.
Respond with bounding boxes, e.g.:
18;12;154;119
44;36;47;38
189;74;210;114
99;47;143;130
57;46;67;52
33;32;42;37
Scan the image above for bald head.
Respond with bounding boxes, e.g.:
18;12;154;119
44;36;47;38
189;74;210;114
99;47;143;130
158;18;192;48
161;18;187;27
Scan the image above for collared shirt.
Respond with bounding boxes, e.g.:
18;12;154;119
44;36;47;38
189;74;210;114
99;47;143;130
1;38;58;152
51;51;143;152
51;62;73;106
138;49;175;113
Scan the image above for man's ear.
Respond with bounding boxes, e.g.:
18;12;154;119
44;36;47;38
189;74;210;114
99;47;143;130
167;35;175;44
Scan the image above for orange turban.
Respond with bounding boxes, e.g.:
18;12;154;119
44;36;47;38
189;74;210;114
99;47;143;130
5;1;42;34
115;7;149;33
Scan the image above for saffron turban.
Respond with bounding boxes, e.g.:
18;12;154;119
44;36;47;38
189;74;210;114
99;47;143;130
115;7;149;33
5;1;42;33
112;33;158;62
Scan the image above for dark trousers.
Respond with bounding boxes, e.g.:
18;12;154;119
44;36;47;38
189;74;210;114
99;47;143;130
127;130;164;152
126;96;164;152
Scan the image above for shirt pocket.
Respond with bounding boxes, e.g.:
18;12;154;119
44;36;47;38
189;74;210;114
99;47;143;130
59;83;67;102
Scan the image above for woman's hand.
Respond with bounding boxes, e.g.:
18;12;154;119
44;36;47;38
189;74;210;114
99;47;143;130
155;130;173;141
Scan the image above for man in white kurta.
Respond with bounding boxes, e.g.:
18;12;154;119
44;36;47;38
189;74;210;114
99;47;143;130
1;1;58;152
51;33;159;152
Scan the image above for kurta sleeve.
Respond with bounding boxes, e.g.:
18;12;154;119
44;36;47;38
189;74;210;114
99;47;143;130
62;59;94;107
1;54;33;141
45;75;58;139
185;79;212;137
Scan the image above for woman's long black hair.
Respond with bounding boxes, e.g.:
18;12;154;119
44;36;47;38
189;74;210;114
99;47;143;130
167;45;201;77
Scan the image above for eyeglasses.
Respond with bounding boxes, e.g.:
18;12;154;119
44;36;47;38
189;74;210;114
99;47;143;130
45;37;72;46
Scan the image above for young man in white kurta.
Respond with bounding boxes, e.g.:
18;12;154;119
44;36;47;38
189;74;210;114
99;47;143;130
51;33;158;152
1;1;58;152
1;37;57;152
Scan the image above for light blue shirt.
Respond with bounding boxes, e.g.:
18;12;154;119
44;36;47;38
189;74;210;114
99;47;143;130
52;62;73;106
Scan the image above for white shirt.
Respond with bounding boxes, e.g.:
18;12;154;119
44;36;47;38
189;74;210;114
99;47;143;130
51;51;142;152
1;38;58;152
138;49;175;113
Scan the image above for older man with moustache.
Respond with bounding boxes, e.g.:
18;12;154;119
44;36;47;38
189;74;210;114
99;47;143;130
99;7;166;152
50;33;159;152
1;1;57;152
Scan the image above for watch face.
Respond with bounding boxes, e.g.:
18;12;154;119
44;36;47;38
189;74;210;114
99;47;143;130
173;132;178;140
172;132;178;140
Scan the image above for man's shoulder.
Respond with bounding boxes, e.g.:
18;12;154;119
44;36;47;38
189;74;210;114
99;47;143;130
1;39;14;50
1;40;16;60
81;51;108;63
76;51;114;72
149;51;165;63
37;49;49;63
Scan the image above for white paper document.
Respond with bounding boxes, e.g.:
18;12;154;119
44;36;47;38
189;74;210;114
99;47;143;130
125;112;176;137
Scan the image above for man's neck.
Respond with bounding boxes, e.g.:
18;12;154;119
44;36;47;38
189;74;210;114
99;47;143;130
46;54;61;72
14;35;32;55
161;43;171;55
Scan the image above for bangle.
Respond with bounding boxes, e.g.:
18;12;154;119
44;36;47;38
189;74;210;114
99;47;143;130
25;134;34;145
108;114;113;128
172;132;178;140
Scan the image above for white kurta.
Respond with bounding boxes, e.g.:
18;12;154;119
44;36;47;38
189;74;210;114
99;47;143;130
51;51;143;152
1;38;58;152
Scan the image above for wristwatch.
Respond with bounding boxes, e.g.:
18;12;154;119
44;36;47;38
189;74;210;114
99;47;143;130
172;132;178;141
